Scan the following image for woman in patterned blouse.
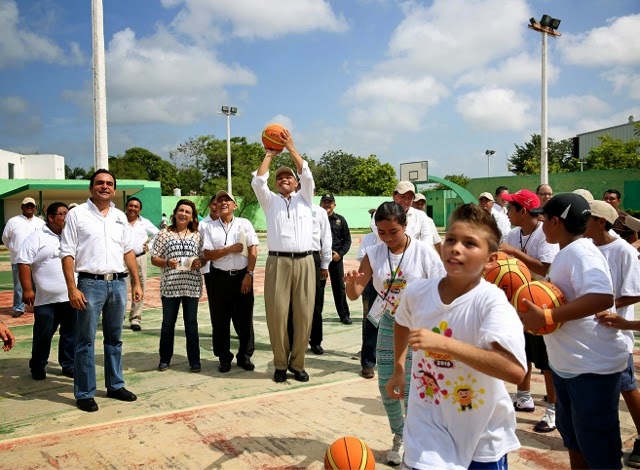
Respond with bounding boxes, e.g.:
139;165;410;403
151;199;205;372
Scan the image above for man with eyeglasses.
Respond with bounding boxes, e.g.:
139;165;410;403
536;184;553;205
2;197;45;318
17;202;77;381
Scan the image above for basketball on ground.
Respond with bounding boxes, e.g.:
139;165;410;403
324;436;375;470
513;281;566;335
483;258;531;301
262;123;287;150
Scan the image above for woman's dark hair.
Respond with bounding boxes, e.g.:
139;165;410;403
374;201;406;226
169;199;199;232
448;203;501;253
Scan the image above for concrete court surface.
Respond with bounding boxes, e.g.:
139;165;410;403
1;254;640;468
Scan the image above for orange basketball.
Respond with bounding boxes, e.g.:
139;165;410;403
513;281;566;335
483;258;531;301
325;436;375;470
262;123;287;150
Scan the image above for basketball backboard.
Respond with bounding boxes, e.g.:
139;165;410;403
399;161;428;183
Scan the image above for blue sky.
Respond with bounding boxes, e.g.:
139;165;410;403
1;0;639;179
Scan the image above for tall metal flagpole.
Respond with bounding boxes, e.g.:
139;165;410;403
92;0;109;170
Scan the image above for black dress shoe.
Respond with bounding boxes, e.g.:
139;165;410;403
287;365;310;382
190;364;201;373
130;324;142;332
31;369;46;381
77;398;99;412
219;362;231;373
311;345;325;355
238;360;255;371
106;387;137;402
341;317;353;325
273;369;287;383
62;368;75;378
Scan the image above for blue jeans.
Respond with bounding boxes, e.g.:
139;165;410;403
74;277;127;400
30;301;77;373
11;264;25;313
160;296;200;367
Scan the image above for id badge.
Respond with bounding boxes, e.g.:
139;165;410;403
367;296;392;327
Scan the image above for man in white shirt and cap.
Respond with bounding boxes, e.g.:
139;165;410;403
2;197;45;317
124;197;159;331
479;191;511;241
251;129;315;383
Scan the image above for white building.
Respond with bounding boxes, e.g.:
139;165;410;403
0;149;65;180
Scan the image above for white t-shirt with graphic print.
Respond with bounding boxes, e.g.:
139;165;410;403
395;278;527;469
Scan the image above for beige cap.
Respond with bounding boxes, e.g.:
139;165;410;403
572;188;594;202
394;181;415;195
413;193;426;202
625;215;640;232
275;166;296;178
215;190;236;204
21;197;36;205
589;200;618;224
478;192;494;202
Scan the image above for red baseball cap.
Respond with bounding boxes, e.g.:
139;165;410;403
502;189;540;211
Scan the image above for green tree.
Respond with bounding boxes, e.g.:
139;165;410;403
508;134;577;175
433;174;470;190
314;150;360;195
350;155;397;196
586;133;640;170
65;165;87;180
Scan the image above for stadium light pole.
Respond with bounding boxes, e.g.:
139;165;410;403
528;14;561;186
219;106;238;194
485;150;495;177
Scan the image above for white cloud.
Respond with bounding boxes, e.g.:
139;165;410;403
0;0;83;68
456;88;534;131
604;68;640;100
0;95;42;136
548;95;611;121
165;0;348;42
457;52;559;88
379;0;531;78
561;14;640;66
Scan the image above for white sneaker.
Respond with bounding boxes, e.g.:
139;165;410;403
534;407;556;433
387;433;404;466
513;394;535;412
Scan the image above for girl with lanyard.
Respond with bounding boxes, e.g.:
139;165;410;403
345;201;445;466
151;199;205;373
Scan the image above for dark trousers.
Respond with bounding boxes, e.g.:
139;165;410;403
327;258;350;320
30;301;77;373
361;280;378;369
204;271;215;331
289;252;323;348
210;267;255;365
160;296;200;367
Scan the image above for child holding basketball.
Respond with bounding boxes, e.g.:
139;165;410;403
386;204;527;469
524;193;628;469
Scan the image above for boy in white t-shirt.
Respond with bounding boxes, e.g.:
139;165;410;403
526;194;627;469
387;204;527;469
586;201;640;468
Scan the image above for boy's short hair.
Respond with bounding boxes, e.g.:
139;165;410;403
530;193;591;235
448;203;501;252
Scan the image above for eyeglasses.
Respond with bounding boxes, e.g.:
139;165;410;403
537;193;553;197
54;212;68;216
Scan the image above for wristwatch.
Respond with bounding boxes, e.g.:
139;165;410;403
246;271;254;277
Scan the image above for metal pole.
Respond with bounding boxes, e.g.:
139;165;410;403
92;0;109;170
540;32;548;185
487;155;490;177
226;112;232;194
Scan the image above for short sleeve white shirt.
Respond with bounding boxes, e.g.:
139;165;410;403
358;232;379;262
198;214;216;274
395;279;526;469
370;208;440;248
312;205;332;269
251;162;315;252
129;216;159;255
60;199;134;274
491;208;511;242
202;217;259;271
504;223;558;281
545;238;627;375
16;226;70;306
597;238;640;353
2;214;45;263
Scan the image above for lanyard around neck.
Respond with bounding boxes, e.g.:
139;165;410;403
379;235;410;302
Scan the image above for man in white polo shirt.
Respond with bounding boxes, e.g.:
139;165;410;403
2;196;45;317
199;195;219;334
60;169;142;413
125;197;159;331
251;129;315;383
17;202;76;381
202;190;259;373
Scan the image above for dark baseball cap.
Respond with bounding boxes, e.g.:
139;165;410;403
320;193;335;203
530;193;591;229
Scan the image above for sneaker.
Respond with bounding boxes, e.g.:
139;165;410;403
11;311;24;318
534;407;556;433
387;434;404;466
628;439;640;468
513;395;535;412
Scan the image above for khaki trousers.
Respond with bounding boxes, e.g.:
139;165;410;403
127;253;147;325
264;254;315;372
